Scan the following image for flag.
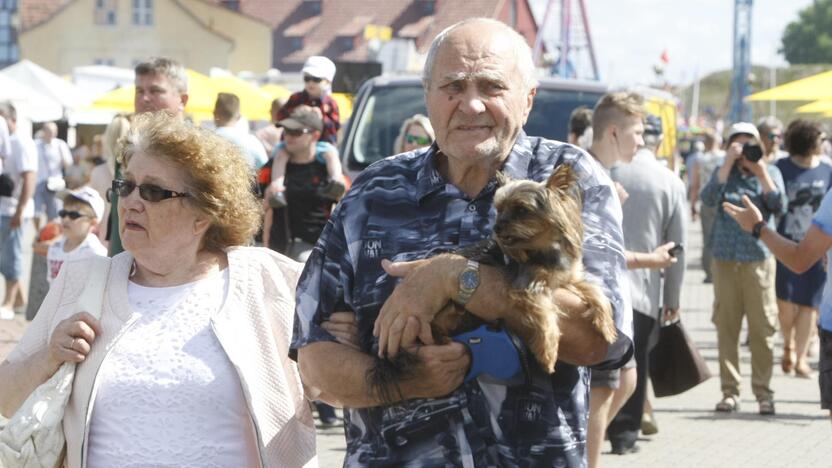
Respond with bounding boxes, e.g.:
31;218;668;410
660;49;670;64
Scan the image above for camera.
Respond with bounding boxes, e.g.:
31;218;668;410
741;143;764;163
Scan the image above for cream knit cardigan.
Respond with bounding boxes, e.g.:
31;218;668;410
7;247;317;468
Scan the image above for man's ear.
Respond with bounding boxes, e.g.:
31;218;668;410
180;93;189;110
522;87;537;123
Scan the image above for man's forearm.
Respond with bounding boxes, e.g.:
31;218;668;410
15;173;34;217
298;341;383;408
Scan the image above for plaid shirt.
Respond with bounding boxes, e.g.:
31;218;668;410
277;90;340;145
292;133;633;467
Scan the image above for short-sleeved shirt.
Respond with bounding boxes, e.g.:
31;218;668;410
700;163;787;262
291;133;632;467
811;191;832;332
277;91;340;145
1;133;38;218
35;137;72;183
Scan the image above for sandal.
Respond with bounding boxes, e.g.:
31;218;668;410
794;363;813;379
758;399;775;415
715;395;740;413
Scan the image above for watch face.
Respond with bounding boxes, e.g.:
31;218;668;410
461;269;479;290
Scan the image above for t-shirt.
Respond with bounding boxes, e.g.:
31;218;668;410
46;233;108;284
215;126;269;170
775;157;832;242
0;133;38;218
0;116;10;166
35;138;72;183
811;191;832;332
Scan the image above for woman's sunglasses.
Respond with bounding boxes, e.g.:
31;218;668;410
58;210;88;220
405;134;432;145
303;75;323;83
108;179;190;203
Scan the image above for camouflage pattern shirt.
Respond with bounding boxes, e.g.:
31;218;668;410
292;133;633;467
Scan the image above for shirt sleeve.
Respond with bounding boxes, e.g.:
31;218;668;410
290;201;354;357
662;177;688;310
567;154;634;369
699;166;724;207
19;138;38;174
812;189;832;236
762;165;787;216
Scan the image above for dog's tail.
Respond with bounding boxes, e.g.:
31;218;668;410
365;351;421;405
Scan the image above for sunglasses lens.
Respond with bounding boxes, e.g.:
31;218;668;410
59;210;82;220
285;128;309;137
113;179;135;198
406;135;430;145
304;75;323;83
139;185;167;202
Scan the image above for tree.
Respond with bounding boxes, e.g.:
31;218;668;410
781;0;832;64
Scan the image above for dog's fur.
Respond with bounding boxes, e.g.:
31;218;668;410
367;163;618;403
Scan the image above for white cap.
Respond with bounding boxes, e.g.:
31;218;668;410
60;186;105;222
726;122;760;142
302;56;336;82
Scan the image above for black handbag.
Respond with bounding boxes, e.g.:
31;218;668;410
0;173;13;197
649;319;712;397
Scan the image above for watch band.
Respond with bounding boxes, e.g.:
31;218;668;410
456;260;480;306
751;221;766;239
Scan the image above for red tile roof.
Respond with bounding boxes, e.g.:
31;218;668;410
19;0;73;31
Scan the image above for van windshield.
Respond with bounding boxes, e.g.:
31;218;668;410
350;84;603;167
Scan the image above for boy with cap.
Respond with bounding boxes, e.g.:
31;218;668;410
276;56;340;144
46;186;107;284
701;122;787;416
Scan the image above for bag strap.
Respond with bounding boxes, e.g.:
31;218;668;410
76;256;111;320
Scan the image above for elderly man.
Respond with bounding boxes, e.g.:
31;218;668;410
293;18;632;466
108;57;188;256
33;122;72;230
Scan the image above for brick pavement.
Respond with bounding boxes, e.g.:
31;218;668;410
1;221;827;466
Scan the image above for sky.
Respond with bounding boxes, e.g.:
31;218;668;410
529;0;815;87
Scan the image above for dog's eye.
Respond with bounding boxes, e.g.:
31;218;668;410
514;206;531;216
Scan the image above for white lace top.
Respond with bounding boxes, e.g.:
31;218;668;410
86;269;261;468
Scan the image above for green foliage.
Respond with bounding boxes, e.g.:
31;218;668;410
781;0;832;64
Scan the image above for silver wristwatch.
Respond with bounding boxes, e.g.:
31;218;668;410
456;260;480;306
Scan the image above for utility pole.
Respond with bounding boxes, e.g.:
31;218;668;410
729;0;753;123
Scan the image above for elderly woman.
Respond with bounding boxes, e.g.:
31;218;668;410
0;113;317;467
393;114;435;154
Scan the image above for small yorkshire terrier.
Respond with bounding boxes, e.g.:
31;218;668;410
367;163;618;403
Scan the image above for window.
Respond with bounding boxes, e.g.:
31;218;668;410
421;0;435;14
290;37;302;50
220;0;239;11
94;58;116;66
0;10;9;26
132;0;153;26
304;0;321;15
340;36;354;52
95;0;117;25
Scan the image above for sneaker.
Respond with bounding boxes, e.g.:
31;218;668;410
0;307;14;320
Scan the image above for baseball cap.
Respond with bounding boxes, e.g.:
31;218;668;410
644;114;663;136
277;106;324;132
302;56;336;82
726;122;760;142
60;186;105;222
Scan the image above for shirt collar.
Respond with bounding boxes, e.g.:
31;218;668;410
415;132;533;203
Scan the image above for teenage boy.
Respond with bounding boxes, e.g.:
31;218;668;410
46;187;107;284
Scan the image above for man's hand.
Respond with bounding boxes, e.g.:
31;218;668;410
10;212;22;229
400;342;470;400
373;256;460;358
662;307;680;324
722;195;763;232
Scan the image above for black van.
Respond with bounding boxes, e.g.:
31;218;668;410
339;75;607;179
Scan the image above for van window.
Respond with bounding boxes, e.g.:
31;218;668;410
350;85;602;168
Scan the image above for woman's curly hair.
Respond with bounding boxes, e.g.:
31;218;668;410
119;113;262;252
784;119;824;158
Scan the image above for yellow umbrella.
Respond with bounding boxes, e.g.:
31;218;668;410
207;75;272;122
796;100;832;114
332;92;353;121
747;70;832;101
260;84;293;102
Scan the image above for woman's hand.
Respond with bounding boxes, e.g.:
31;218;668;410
322;312;360;350
722;194;763;232
48;312;101;368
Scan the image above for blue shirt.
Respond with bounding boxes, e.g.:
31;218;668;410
291;133;632;467
701;163;787;262
812;190;832;332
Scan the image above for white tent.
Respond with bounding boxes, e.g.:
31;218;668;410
1;60;93;119
0;74;63;123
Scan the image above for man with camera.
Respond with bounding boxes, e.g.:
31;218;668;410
701;122;787;416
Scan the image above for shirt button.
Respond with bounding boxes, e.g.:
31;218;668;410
467;204;476;212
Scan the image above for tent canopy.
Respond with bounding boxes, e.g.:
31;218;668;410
1;60;93;111
747;70;832;102
795;100;832;114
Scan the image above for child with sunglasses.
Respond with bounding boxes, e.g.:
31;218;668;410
46;187;107;284
275;56;340;145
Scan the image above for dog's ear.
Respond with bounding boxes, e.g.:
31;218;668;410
545;163;582;204
495;171;511;187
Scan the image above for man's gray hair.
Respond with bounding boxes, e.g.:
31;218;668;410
0;102;16;121
135;57;188;94
756;115;782;135
422;18;538;92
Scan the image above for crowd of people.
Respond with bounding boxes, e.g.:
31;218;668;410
0;15;829;468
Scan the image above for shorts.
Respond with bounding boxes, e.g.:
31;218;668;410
820;327;832;410
590;355;636;389
0;215;24;280
34;180;63;220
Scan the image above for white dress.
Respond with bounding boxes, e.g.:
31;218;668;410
86;269;261;468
